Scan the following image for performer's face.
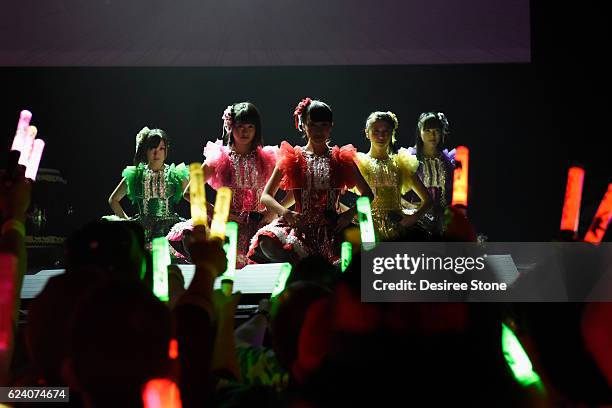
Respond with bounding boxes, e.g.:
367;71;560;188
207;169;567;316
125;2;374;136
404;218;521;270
232;122;256;148
367;120;392;149
304;120;332;146
146;140;166;164
420;127;442;148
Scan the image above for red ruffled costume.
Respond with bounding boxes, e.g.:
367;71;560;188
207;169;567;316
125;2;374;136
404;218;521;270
247;142;357;264
167;140;278;267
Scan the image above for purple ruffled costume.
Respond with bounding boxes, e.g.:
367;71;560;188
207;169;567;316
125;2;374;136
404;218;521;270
406;147;456;235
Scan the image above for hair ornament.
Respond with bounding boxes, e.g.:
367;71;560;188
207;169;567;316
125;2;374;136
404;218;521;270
293;97;312;131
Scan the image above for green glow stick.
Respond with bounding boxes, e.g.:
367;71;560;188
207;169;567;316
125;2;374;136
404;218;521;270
356;196;376;250
222;221;238;279
210;187;232;240
189;163;207;226
340;241;352;272
271;263;292;298
151;237;171;302
501;323;543;388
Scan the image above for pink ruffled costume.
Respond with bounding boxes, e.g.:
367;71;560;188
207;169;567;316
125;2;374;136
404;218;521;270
167;140;278;267
247;142;357;265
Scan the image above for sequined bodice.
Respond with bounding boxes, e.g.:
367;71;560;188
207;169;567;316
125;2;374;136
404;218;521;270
418;156;450;209
227;150;266;213
135;165;177;217
295;149;340;220
362;155;402;211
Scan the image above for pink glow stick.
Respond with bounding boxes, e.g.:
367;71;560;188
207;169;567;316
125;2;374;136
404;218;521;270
25;139;45;181
10;110;32;153
0;254;18;351
18;126;37;166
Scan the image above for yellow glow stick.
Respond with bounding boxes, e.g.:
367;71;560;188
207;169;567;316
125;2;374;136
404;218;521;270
210;187;232;240
189;163;207;226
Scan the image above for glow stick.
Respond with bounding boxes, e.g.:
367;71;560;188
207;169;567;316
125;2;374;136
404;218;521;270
151;237;171;302
560;166;585;233
340;241;352;272
501;323;543;388
451;146;469;207
18;125;37;166
25;139;45;181
189;163;207;226
0;254;18;351
584;183;612;244
271;263;292;298
356;196;376;250
168;339;178;360
142;378;182;408
210;187;232;240
222;222;238;279
10;110;32;153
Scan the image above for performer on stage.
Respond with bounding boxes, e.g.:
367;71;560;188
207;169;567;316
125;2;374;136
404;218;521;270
105;127;189;247
247;98;373;265
406;112;456;236
355;111;432;240
167;102;278;267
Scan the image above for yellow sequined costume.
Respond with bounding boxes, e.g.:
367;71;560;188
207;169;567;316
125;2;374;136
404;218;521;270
354;148;419;240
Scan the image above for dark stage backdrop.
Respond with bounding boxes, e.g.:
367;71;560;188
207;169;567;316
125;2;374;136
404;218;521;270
0;62;609;242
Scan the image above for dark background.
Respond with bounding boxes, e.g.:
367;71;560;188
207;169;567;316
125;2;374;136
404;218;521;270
0;1;609;242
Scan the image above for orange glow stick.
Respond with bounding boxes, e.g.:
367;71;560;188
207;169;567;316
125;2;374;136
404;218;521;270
142;378;182;408
189;163;207;226
168;338;179;360
560;166;585;233
584;183;612;244
451;146;469;207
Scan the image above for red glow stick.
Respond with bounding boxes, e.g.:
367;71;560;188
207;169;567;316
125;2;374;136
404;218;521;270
0;254;18;351
451;146;469;207
10;110;32;153
142;378;182;408
25;139;45;181
168;338;179;360
584;183;612;244
560;166;585;233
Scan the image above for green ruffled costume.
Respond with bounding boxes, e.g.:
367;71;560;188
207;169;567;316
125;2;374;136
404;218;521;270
104;163;189;244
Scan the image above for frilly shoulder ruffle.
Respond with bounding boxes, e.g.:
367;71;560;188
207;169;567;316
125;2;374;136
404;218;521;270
443;148;456;166
203;140;231;189
278;142;306;189
330;144;357;189
396;148;419;195
167;163;189;204
405;146;456;166
257;145;279;184
121;164;143;203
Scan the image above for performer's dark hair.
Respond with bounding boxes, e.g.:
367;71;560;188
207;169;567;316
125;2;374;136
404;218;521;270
414;112;450;159
133;128;169;165
223;102;263;151
294;98;333;138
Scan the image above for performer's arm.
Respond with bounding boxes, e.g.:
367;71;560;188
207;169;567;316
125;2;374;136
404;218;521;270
108;177;129;219
260;165;291;217
335;163;374;231
183;163;213;202
400;175;433;227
